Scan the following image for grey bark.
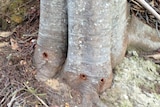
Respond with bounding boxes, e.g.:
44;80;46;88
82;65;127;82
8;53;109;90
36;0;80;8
64;0;112;78
34;0;67;81
62;0;115;96
111;0;128;67
128;15;160;51
34;0;160;106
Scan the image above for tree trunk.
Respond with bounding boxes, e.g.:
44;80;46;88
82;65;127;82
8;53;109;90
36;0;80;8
34;0;67;81
128;15;160;50
111;0;128;67
34;0;160;106
63;0;112;93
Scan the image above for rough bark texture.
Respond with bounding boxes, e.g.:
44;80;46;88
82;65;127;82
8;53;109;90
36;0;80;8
34;0;67;81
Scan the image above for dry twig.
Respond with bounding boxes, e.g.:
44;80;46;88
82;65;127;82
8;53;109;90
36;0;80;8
24;83;49;107
135;0;160;21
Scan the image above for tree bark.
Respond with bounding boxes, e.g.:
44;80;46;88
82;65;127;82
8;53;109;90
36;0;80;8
111;0;128;67
34;0;160;106
128;15;160;50
34;0;67;81
63;0;112;94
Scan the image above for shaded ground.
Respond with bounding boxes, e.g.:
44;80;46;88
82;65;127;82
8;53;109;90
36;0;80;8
0;0;160;107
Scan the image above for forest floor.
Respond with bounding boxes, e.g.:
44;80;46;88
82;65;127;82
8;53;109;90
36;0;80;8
0;0;160;107
0;32;160;107
0;31;82;107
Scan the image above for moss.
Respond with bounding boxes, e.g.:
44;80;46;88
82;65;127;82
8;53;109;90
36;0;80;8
0;18;9;30
10;14;23;23
106;50;160;106
0;0;30;30
120;100;133;107
8;0;26;24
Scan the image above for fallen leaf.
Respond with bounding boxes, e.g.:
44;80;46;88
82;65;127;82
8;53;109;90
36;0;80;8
10;38;19;50
45;79;60;90
0;32;12;37
20;60;27;65
0;42;8;48
65;102;70;107
146;53;160;59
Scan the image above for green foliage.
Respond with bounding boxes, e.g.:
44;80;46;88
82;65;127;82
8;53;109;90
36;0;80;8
0;0;31;30
7;0;26;23
120;100;133;107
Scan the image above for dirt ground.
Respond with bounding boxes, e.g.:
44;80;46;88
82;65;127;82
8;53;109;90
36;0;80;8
0;31;83;107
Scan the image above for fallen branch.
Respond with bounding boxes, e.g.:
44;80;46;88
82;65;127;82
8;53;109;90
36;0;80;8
135;0;160;21
7;89;19;107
